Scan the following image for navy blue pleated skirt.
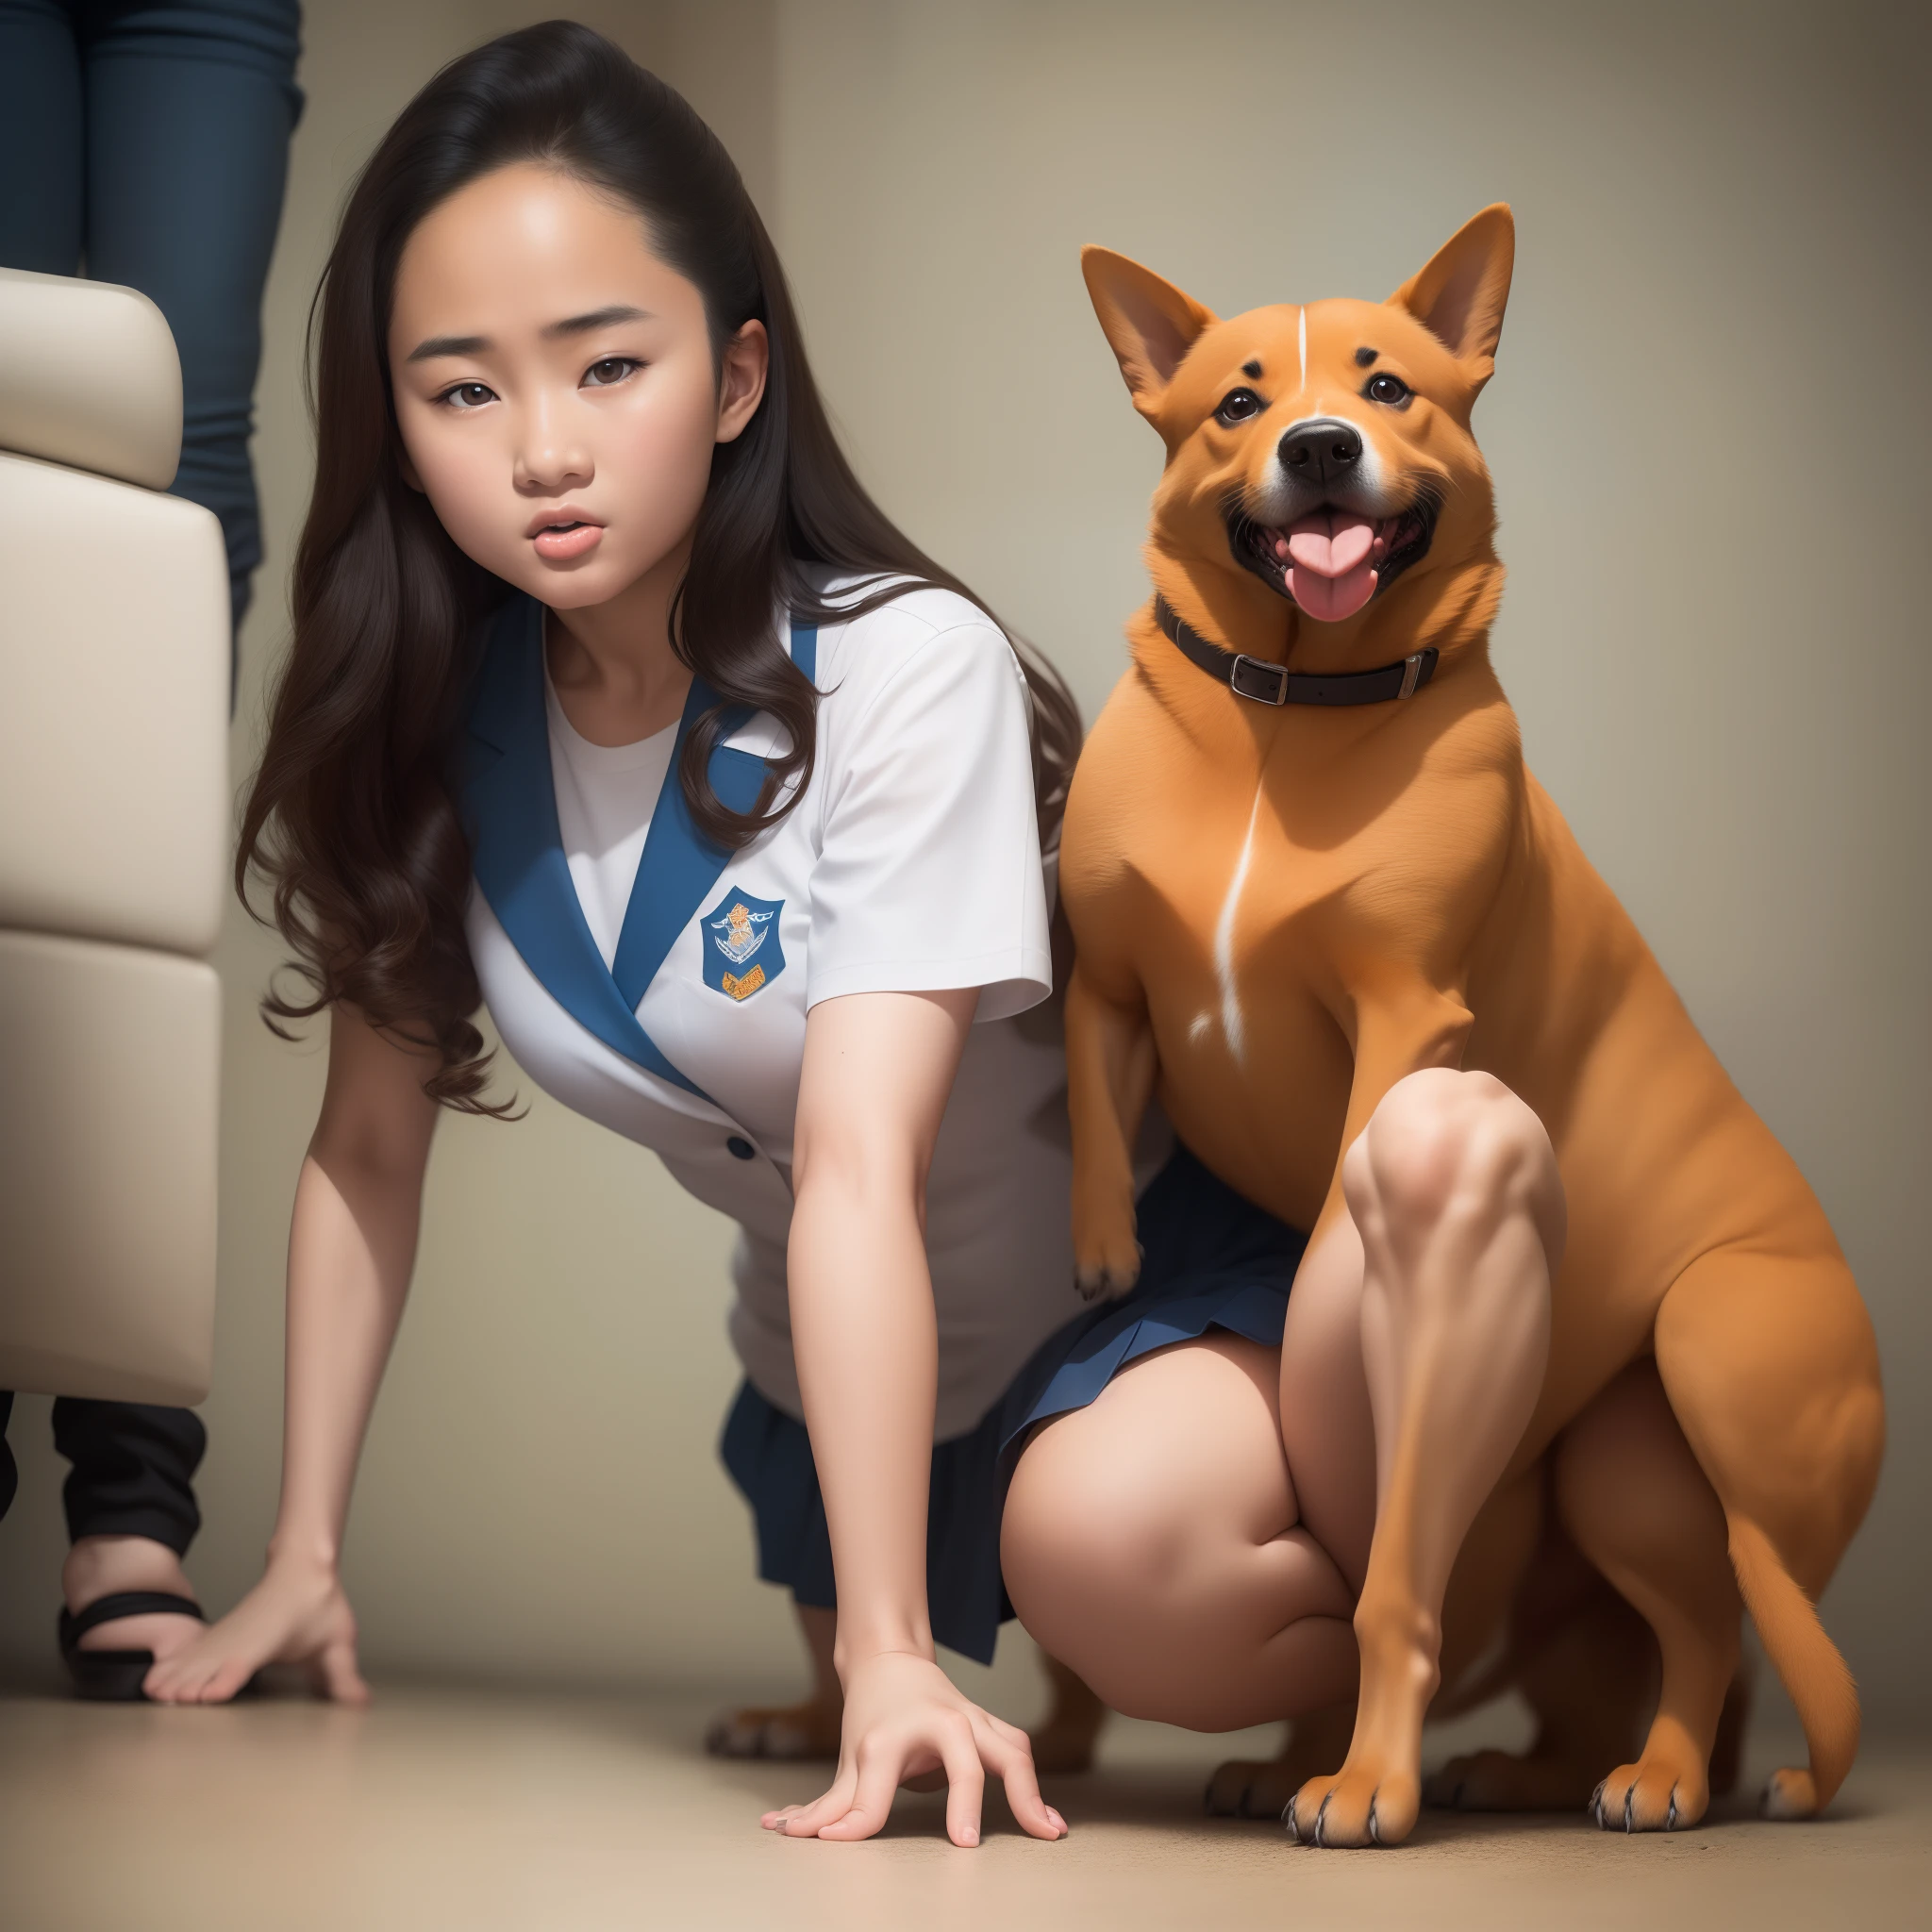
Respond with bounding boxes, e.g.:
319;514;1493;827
719;1143;1309;1665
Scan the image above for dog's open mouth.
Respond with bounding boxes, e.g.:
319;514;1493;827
1229;494;1439;622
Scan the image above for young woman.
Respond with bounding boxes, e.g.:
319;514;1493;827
141;21;1108;1846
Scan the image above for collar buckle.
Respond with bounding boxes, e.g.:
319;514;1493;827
1229;654;1289;706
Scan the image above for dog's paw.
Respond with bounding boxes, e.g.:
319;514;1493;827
1206;1757;1299;1819
704;1700;841;1762
1072;1206;1141;1302
1071;1175;1141;1301
1074;1253;1141;1302
1424;1747;1600;1813
1286;1761;1420;1849
1758;1766;1818;1821
1589;1755;1709;1833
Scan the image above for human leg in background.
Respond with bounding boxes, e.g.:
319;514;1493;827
0;2;86;274
54;1399;208;1669
0;0;208;1687
80;0;303;654
0;2;298;1691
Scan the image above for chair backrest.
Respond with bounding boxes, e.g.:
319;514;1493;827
0;266;226;1404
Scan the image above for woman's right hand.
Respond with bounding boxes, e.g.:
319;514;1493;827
761;1648;1065;1846
142;1551;368;1705
144;1006;439;1708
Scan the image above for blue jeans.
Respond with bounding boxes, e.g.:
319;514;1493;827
0;0;303;639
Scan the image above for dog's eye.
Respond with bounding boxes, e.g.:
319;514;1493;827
1365;372;1411;407
1215;388;1263;425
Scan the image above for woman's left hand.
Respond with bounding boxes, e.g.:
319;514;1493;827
759;1649;1067;1846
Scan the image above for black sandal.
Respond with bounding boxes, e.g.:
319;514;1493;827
58;1591;205;1702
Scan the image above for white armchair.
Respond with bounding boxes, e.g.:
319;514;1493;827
0;265;228;1405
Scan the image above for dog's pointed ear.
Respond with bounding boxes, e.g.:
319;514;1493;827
1082;247;1218;414
1390;205;1515;386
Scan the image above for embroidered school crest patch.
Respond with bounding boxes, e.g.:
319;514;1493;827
701;888;786;1002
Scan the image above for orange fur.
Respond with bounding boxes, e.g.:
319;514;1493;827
1062;206;1885;1836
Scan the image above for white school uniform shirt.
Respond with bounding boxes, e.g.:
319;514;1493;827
461;576;1091;1439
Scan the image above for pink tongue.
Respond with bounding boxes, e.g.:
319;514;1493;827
1283;509;1378;623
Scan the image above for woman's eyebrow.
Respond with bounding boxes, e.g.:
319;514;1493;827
407;331;489;362
405;307;650;363
543;304;651;338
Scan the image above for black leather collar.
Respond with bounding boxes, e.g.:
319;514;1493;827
1154;595;1438;708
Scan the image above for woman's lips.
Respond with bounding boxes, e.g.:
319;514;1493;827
532;521;603;562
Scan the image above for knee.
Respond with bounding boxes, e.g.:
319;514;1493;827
1347;1069;1560;1248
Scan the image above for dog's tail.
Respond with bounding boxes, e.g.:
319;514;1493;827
1726;1516;1859;1817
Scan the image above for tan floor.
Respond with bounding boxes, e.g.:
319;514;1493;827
0;1687;1924;1932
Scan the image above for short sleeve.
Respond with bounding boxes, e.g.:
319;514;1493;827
806;619;1052;1021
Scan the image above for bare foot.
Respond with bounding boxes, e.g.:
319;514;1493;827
706;1696;842;1760
63;1535;204;1665
143;1555;368;1706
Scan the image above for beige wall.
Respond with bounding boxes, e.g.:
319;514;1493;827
4;0;1926;1731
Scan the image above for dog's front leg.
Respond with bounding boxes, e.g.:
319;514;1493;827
1282;989;1568;1846
1288;1044;1563;1847
1065;961;1156;1300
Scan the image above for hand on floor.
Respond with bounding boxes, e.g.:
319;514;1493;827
759;1649;1067;1848
142;1551;367;1706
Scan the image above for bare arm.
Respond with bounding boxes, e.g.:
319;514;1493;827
275;1003;442;1569
764;989;1065;1848
144;1004;440;1704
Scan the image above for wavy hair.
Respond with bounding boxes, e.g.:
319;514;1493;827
238;19;1081;1110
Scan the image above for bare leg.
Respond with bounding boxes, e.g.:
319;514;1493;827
707;1602;843;1760
1289;1069;1561;1848
63;1535;203;1664
1003;1334;1357;1732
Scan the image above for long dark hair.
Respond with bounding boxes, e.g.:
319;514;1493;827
239;20;1080;1110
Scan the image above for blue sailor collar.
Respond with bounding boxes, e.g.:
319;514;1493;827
463;593;818;1100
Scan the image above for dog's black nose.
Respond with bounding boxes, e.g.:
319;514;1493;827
1279;418;1363;485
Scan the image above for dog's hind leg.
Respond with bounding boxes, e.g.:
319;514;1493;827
1429;1573;1658;1813
1652;1246;1883;1819
1204;1702;1354;1819
1555;1358;1741;1830
1030;1650;1109;1775
1425;1477;1658;1814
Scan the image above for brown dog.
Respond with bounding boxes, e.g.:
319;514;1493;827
1060;206;1884;1842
